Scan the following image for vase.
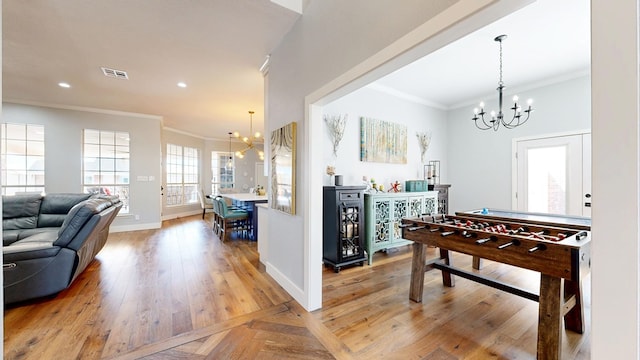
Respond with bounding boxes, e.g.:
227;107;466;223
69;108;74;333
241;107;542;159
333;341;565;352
334;175;343;186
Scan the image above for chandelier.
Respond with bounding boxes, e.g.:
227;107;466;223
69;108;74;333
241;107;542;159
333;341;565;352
233;110;264;160
472;35;533;131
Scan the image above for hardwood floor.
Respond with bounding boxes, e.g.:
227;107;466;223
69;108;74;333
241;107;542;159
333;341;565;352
4;215;590;359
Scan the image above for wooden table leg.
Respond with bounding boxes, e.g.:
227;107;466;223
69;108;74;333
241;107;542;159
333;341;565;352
472;256;483;270
563;279;585;334
409;242;427;302
537;273;563;360
439;248;455;287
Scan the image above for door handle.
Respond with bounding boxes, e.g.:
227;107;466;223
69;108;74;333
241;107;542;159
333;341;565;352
585;193;591;198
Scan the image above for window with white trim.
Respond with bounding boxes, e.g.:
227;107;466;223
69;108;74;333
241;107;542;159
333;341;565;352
83;129;130;213
166;144;199;206
1;123;45;195
211;151;234;194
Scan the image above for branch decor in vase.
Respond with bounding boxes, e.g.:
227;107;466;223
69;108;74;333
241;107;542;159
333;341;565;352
416;131;432;164
324;114;348;157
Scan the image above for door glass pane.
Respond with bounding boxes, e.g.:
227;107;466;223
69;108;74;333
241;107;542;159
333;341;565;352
527;146;567;214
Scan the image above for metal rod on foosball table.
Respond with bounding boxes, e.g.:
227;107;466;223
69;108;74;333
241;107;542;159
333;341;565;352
476;235;497;245
528;243;547;253
497;239;521;249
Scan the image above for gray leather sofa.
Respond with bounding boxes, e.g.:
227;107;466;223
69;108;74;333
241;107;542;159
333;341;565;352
2;193;122;305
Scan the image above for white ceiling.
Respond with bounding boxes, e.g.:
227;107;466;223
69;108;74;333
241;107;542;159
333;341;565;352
372;0;590;110
2;0;590;139
2;0;300;140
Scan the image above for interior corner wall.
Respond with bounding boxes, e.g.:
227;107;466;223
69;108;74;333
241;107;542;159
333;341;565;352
446;75;591;212
266;0;459;304
2;102;163;230
322;86;448;187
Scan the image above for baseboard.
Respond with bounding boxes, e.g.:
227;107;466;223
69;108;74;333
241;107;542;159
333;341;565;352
265;262;307;309
110;222;162;233
161;210;202;221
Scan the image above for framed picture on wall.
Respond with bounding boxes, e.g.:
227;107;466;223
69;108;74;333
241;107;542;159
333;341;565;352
270;122;297;215
360;117;407;164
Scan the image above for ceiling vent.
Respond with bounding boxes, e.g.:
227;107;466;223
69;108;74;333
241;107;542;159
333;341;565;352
101;67;129;80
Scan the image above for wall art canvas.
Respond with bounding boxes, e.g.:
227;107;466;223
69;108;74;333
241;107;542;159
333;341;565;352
270;122;296;215
360;117;407;164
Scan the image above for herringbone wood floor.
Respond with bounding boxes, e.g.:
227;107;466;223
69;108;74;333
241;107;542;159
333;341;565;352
4;215;590;359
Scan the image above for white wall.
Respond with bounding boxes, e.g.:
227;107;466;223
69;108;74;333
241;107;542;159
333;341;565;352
2;102;163;231
591;0;639;358
1;103;267;226
322;86;448;187
446;75;591;212
267;0;464;309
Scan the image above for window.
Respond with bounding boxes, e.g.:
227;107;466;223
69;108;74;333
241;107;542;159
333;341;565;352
166;144;199;206
1;123;45;195
211;151;234;194
83;129;130;213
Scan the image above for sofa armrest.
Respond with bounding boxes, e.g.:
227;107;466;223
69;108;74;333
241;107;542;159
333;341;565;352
54;198;113;248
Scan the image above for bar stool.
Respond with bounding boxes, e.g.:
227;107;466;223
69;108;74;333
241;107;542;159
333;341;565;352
212;196;222;236
216;198;249;241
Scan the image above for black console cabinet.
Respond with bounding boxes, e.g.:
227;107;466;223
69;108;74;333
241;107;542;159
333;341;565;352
323;186;367;272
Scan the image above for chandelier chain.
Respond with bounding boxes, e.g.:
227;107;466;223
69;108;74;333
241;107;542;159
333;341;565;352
498;38;504;86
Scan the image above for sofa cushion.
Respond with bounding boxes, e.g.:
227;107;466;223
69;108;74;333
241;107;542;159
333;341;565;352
2;194;43;230
3;227;60;246
37;193;92;228
3;230;20;246
3;230;59;256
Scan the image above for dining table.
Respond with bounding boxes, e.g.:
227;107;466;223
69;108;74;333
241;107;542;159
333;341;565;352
222;193;268;241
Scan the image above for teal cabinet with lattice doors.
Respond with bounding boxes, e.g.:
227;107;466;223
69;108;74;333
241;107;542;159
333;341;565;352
364;191;437;265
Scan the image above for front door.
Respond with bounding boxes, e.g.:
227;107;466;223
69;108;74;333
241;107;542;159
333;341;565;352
515;132;591;216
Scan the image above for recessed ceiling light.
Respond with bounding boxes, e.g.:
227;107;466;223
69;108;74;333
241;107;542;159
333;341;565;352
177;82;187;88
58;82;71;88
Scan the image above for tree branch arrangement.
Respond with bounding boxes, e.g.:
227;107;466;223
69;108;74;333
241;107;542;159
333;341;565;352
416;131;432;164
324;114;348;157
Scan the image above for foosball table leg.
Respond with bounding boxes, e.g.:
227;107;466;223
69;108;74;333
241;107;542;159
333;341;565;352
409;242;428;302
439;248;455;287
563;279;585;334
537;273;563;360
472;256;483;270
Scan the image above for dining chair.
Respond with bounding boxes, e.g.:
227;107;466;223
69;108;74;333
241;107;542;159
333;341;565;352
198;188;214;219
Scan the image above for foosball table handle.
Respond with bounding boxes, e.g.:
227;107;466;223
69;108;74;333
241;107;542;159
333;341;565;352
575;231;588;241
528;243;547;253
498;239;521;249
476;236;497;245
408;225;427;231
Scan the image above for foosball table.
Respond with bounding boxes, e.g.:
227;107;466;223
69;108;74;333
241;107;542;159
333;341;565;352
401;209;591;360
